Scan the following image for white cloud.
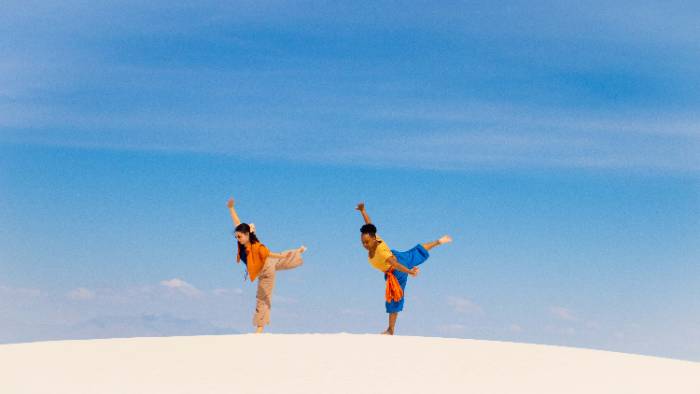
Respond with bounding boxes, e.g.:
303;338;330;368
212;288;243;296
67;313;238;339
3;100;698;172
339;308;367;316
509;324;523;333
67;288;95;301
0;285;41;298
274;295;298;305
550;306;579;322
160;278;202;298
544;324;578;337
436;323;467;336
446;296;482;314
3;1;699;175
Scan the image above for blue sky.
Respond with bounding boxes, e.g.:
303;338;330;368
1;1;699;361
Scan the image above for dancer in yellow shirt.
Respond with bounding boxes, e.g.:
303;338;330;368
356;202;452;335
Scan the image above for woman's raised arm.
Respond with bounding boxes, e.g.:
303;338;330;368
227;198;242;227
355;202;372;224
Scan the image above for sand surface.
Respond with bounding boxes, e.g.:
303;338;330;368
2;333;699;393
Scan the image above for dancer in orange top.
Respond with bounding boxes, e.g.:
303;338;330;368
228;197;306;333
356;202;452;335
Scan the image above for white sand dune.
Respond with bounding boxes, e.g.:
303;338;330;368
2;333;698;393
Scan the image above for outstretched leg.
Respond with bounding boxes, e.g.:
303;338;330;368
274;246;307;271
421;235;453;251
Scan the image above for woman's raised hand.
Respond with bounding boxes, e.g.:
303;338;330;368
438;235;453;245
227;198;235;209
355;202;365;211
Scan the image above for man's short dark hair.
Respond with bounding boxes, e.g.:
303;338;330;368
360;223;377;236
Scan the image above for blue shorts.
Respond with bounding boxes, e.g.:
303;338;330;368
384;244;430;313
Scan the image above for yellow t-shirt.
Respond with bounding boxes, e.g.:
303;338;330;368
368;235;393;272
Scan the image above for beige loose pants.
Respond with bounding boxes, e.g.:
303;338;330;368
253;249;304;327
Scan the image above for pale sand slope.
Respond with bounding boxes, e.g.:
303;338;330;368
2;334;699;394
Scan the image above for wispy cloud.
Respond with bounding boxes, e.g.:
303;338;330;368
273;295;298;305
159;278;202;298
446;296;482;314
544;325;577;336
2;2;699;173
0;285;42;298
0;279;250;343
436;323;467;336
509;324;523;333
550;306;579;322
2;100;697;172
69;313;237;339
67;287;96;301
339;308;368;317
212;287;243;296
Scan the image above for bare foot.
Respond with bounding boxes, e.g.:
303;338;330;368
380;329;394;335
255;326;264;334
438;235;453;245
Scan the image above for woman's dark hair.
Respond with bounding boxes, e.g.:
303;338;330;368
235;223;260;262
360;223;377;236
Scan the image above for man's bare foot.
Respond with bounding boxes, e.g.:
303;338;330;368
380;329;394;335
438;235;453;245
255;326;264;334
